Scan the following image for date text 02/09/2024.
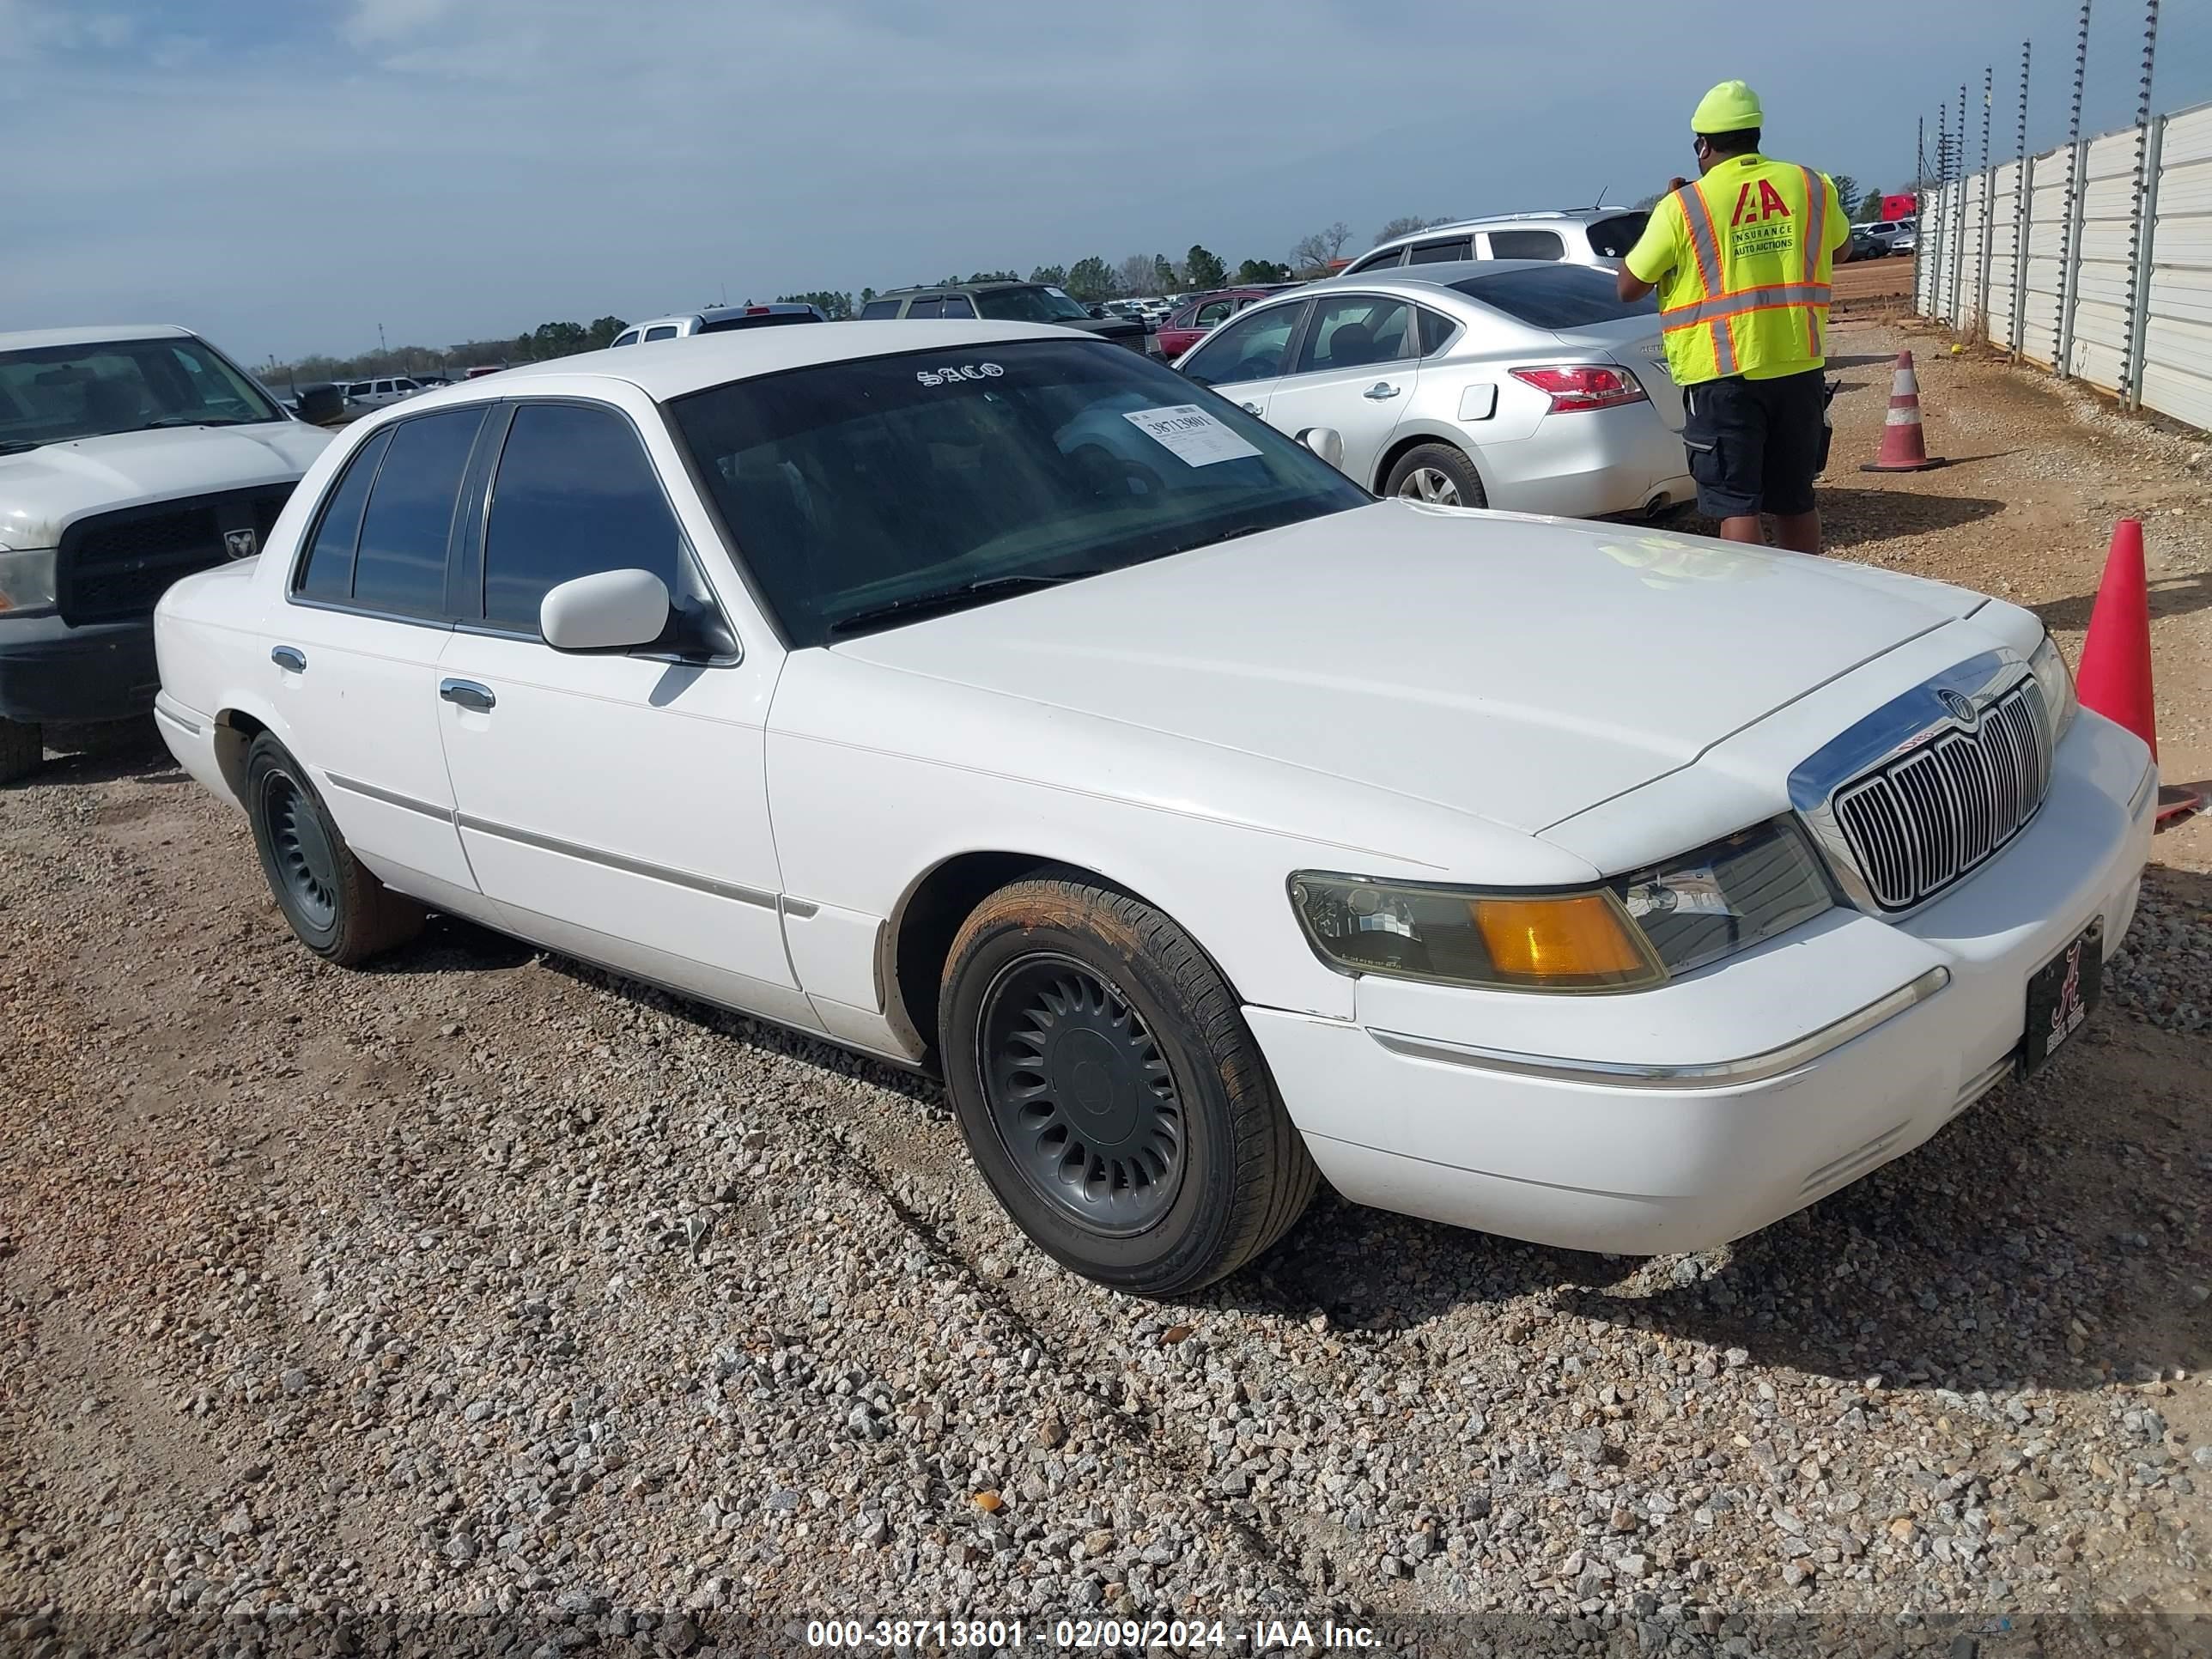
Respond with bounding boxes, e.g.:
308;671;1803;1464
802;1618;1382;1649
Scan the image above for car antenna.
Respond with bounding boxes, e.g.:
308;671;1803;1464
1592;182;1610;208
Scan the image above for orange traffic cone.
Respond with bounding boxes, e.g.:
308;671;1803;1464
1861;351;1947;472
2075;519;2200;830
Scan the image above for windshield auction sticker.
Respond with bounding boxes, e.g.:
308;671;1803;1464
1122;404;1261;466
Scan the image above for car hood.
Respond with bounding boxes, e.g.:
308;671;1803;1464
0;422;332;548
830;501;1990;836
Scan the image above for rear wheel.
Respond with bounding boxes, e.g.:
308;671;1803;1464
939;874;1317;1297
1385;441;1487;507
0;718;40;785
244;732;423;965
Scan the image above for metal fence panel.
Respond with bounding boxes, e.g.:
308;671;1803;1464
2020;141;2072;365
1987;158;2024;343
2068;129;2141;386
2139;105;2212;429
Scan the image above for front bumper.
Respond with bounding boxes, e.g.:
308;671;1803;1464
0;612;160;725
1247;711;2156;1255
1474;401;1694;519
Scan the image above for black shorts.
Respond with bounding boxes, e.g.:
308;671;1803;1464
1680;368;1829;520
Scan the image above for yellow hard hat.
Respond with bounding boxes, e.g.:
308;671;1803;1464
1692;80;1764;134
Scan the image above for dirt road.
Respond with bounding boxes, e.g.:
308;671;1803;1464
3;322;2208;1654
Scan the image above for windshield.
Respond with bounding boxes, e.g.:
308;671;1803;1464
668;338;1370;646
1452;266;1656;329
0;336;282;450
973;286;1094;324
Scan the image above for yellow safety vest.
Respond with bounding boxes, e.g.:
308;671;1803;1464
1641;155;1840;385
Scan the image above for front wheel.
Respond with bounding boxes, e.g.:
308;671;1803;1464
0;718;40;785
244;732;423;965
1385;441;1487;507
939;874;1317;1297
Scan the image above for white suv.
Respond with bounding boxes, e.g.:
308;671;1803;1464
1341;209;1651;276
340;376;427;409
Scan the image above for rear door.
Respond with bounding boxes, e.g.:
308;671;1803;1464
1174;300;1306;418
1260;292;1419;485
272;407;487;898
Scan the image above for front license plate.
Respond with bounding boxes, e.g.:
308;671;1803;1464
2021;921;2103;1074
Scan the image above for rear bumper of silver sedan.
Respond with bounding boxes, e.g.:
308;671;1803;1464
1472;402;1692;520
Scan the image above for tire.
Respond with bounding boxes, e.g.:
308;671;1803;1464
1384;441;1487;508
0;718;40;785
243;732;423;965
939;874;1318;1297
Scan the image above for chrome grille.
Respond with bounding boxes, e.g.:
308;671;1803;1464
1831;682;2050;910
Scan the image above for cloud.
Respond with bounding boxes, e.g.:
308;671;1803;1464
3;0;2208;364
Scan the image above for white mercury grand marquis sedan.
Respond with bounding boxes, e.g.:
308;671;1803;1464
153;321;2156;1297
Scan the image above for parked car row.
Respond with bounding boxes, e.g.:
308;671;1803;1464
137;318;2155;1298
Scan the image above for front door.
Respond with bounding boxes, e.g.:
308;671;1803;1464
1261;291;1419;487
431;397;817;1030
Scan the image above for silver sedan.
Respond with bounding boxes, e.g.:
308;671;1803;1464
1171;261;1692;519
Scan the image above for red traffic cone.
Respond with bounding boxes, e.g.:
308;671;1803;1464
1861;350;1948;472
2075;520;2199;830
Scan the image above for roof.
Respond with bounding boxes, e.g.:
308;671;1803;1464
1358;207;1638;256
875;280;1043;297
424;319;1082;404
0;324;195;352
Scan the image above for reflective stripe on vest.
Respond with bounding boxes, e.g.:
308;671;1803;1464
1678;184;1738;377
1655;159;1835;384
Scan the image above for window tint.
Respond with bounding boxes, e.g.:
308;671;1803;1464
1408;237;1472;264
904;298;944;319
1293;296;1414;374
295;428;392;601
858;301;902;319
1488;228;1565;261
939;295;977;319
1451;266;1656;327
1180;303;1303;388
1194;300;1233;326
1585;212;1650;259
611;331;639;348
642;325;680;342
1415;307;1459;356
483;404;684;635
1346;249;1405;273
351;408;486;617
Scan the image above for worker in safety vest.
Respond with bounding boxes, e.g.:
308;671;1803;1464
1617;80;1850;554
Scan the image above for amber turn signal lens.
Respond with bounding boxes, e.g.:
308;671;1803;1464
1471;894;1660;988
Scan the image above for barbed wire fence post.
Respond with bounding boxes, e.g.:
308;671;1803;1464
1914;114;1928;315
2119;0;2161;412
2054;0;2092;378
2011;40;2032;361
1951;82;1971;329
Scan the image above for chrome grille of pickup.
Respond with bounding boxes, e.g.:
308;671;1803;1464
1830;681;2051;910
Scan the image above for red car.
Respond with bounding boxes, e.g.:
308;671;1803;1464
1156;285;1301;362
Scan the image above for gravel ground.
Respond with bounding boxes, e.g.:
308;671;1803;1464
3;319;2209;1657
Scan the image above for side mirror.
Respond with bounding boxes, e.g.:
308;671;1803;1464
540;568;672;652
294;384;344;425
1297;427;1346;470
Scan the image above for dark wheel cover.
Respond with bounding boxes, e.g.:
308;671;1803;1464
243;731;424;966
939;873;1319;1297
263;768;342;933
980;954;1183;1237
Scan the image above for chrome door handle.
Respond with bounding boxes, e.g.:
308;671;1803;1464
1240;401;1261;414
270;646;307;673
1364;382;1401;400
439;678;495;713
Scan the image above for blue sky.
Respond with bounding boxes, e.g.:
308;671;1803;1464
7;0;2209;367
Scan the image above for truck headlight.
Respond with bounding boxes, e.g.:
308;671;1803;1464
0;545;58;615
1290;818;1834;994
2029;632;2078;747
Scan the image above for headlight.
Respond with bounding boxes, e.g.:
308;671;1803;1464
2029;632;2078;747
1289;818;1835;994
0;546;58;615
1609;817;1836;977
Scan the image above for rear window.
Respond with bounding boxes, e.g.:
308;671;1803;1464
1451;266;1655;329
696;311;823;332
1585;212;1650;260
